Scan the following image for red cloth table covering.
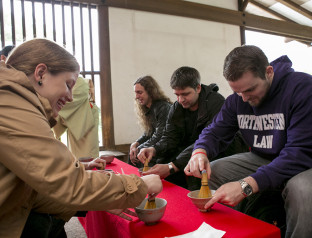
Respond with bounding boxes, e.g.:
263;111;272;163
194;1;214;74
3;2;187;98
79;159;280;238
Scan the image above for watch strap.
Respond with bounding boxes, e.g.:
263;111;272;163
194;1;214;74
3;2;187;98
168;163;175;175
239;179;253;197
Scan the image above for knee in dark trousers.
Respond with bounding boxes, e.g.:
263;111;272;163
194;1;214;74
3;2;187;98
21;211;67;238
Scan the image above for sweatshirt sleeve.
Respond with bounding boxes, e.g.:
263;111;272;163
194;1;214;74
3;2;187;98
194;95;240;159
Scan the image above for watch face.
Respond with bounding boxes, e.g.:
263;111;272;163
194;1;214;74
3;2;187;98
169;167;175;175
244;185;253;196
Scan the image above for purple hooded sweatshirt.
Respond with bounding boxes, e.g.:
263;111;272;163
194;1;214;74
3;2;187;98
194;55;312;191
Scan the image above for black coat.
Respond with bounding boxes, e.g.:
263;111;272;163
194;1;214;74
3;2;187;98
154;84;248;171
153;84;224;168
136;100;172;150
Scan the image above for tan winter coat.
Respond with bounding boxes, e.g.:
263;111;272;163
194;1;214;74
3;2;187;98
0;62;147;237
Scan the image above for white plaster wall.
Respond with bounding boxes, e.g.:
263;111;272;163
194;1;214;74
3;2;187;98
109;6;241;145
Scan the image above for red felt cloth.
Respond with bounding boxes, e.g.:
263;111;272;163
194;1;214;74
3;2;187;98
79;159;280;238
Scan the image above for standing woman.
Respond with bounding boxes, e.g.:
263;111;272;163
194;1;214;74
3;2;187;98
0;39;162;237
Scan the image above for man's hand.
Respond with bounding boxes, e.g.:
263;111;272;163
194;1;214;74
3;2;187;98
106;209;137;221
204;177;259;210
204;182;245;210
137;147;156;164
184;149;210;178
143;164;172;179
129;142;139;165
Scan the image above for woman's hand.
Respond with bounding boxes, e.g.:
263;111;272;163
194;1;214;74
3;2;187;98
84;157;106;170
141;174;163;199
106;208;137;221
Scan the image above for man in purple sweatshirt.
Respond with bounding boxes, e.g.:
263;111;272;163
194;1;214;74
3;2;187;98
185;45;312;238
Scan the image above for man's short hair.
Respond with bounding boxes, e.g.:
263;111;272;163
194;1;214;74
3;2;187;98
223;45;269;82
170;66;200;89
0;45;15;57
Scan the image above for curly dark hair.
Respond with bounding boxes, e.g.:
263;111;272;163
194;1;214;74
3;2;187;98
134;76;172;135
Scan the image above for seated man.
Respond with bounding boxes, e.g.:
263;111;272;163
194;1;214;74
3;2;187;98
185;45;312;238
0;45;15;61
128;75;172;167
138;66;248;189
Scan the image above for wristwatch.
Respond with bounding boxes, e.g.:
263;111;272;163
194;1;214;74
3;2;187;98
239;179;253;197
168;163;175;175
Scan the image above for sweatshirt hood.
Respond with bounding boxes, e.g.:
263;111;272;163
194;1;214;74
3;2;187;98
267;55;294;98
270;55;294;81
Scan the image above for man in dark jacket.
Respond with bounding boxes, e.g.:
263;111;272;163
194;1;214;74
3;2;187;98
138;66;248;189
0;45;14;61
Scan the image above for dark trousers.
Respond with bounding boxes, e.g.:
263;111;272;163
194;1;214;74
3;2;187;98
21;211;87;238
21;211;67;238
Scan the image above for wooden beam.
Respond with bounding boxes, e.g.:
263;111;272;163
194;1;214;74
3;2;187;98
276;0;312;20
238;0;247;45
249;0;295;22
238;0;249;11
63;0;102;4
98;5;115;149
101;0;312;41
244;11;312;41
248;0;311;45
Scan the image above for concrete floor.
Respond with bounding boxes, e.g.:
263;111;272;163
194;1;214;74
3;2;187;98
64;217;87;238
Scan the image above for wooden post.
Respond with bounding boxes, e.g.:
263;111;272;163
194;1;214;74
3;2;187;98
98;5;115;149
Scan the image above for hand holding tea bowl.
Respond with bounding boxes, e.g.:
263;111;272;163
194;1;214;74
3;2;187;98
100;154;115;164
80;157;106;170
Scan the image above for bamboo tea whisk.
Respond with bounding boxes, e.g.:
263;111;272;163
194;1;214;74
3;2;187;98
144;194;156;209
143;159;150;172
142;159;155;209
198;169;212;198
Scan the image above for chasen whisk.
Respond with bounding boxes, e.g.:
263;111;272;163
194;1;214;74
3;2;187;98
144;194;156;209
198;169;212;198
143;159;150;172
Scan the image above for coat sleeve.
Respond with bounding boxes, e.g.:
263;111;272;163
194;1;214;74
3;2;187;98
172;143;194;171
138;102;171;149
153;103;185;156
0;89;147;211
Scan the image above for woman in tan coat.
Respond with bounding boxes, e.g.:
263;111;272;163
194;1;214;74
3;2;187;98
0;38;162;237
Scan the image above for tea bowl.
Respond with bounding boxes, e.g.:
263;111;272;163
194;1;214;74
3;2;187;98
187;189;215;212
135;198;167;225
100;154;115;164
